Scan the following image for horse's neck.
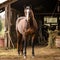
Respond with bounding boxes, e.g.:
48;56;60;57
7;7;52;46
28;18;34;28
30;19;33;27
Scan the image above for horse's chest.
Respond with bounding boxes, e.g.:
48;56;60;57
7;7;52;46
25;28;35;35
17;19;35;35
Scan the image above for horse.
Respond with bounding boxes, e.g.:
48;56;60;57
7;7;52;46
16;6;38;58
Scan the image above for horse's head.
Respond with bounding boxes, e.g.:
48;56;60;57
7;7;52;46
24;6;34;21
24;6;38;29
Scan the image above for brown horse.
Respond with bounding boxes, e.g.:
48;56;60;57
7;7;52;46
16;6;38;58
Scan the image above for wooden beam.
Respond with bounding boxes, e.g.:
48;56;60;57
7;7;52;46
0;0;17;9
35;13;60;16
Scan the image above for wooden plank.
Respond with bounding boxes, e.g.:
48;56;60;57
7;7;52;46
0;0;17;9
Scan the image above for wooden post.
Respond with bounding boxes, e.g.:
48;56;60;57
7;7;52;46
8;4;11;48
5;4;12;48
5;5;8;48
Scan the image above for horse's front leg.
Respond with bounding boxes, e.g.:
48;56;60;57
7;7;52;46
23;35;27;58
17;32;22;55
17;38;20;55
32;34;35;57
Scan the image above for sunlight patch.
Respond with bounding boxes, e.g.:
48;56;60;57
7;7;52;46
0;0;7;4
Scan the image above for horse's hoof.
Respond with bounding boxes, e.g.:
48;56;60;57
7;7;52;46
20;54;21;56
24;56;26;59
18;53;20;56
32;55;35;58
18;52;20;56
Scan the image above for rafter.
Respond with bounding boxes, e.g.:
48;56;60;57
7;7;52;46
0;0;17;9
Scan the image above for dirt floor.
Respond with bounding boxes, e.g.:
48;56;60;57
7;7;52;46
0;46;60;60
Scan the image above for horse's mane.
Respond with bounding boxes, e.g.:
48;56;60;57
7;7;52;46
30;9;38;30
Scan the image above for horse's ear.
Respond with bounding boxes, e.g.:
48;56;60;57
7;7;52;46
29;5;32;9
23;5;26;9
23;4;32;9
